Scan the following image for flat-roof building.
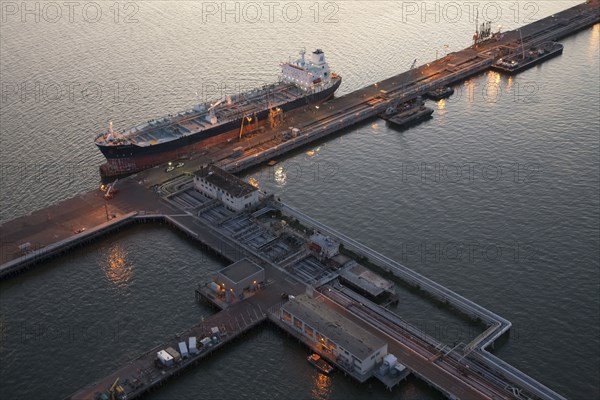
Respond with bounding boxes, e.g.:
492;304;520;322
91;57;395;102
216;258;265;298
280;294;387;375
339;262;395;299
193;165;260;211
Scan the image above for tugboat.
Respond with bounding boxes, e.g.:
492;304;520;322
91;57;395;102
307;353;334;375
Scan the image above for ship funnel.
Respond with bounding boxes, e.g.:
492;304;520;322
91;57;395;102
108;121;113;134
311;49;325;66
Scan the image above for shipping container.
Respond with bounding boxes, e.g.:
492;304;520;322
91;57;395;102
189;336;198;354
178;341;189;358
165;346;181;362
157;350;173;367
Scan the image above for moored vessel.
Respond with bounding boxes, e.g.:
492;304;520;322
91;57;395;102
307;353;334;374
492;42;564;74
96;49;341;179
379;98;434;128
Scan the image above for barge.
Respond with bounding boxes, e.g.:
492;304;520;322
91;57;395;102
492;42;564;74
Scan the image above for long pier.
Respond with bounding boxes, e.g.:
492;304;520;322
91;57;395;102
61;185;565;400
1;2;599;399
2;2;598;274
222;1;600;173
67;297;269;400
277;202;558;400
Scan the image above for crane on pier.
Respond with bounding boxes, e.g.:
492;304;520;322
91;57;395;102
268;107;283;129
239;112;259;139
108;377;125;400
103;178;119;200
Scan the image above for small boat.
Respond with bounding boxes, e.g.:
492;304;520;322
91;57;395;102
307;353;334;374
267;160;278;166
425;86;454;100
379;103;434;128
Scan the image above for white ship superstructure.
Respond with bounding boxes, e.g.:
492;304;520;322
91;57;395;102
281;49;334;92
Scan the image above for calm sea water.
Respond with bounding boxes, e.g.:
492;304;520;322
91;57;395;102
1;2;598;399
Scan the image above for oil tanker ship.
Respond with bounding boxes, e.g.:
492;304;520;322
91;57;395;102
96;49;341;178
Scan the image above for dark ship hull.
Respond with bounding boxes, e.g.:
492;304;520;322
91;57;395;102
98;78;341;178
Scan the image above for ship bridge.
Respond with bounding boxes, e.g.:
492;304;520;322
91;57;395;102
281;49;333;90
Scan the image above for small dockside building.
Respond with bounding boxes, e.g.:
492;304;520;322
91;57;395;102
280;294;387;376
194;165;260;211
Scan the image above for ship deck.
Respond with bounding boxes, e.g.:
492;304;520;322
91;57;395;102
101;81;335;147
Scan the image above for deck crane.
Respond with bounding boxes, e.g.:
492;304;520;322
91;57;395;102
239;112;259;139
208;97;225;111
108;377;125;400
410;59;418;70
206;97;225;124
104;178;119;200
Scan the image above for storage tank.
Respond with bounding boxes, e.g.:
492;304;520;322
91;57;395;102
379;353;398;375
383;354;397;368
